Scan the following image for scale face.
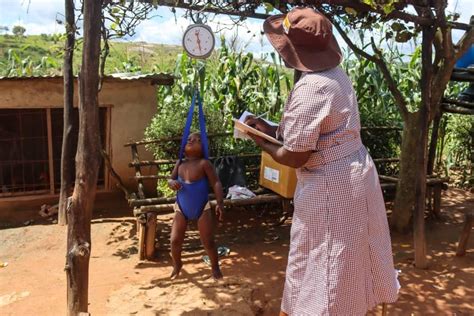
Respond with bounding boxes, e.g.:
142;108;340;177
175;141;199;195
182;24;215;59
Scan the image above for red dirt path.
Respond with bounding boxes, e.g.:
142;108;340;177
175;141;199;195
0;189;472;315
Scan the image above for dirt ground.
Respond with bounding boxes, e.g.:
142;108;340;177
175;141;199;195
0;188;473;315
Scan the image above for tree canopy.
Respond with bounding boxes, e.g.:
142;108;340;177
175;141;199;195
12;25;26;37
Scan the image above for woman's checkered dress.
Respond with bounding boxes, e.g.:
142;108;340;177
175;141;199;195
278;67;399;315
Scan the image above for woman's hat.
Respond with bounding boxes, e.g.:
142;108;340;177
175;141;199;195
264;7;342;72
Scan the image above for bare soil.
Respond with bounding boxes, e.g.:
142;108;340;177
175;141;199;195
0;189;473;315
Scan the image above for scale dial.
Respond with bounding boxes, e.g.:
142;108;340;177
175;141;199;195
182;24;215;59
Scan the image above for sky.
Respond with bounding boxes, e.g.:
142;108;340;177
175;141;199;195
0;0;472;58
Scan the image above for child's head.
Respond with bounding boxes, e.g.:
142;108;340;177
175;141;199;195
184;132;203;158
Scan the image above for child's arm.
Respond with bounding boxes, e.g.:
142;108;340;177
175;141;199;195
168;160;182;191
203;160;224;221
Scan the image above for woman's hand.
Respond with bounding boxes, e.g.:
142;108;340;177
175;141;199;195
167;179;182;191
247;132;268;147
244;115;275;136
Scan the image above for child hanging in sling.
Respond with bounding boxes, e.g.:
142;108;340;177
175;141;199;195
167;90;224;280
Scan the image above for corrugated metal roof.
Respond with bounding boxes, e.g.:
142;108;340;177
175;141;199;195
0;74;61;80
108;72;174;81
0;72;174;85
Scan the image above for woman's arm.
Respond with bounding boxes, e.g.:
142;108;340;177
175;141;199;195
248;135;312;168
248;83;328;168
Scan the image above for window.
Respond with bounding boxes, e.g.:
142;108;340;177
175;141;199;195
0;108;108;197
0;109;49;195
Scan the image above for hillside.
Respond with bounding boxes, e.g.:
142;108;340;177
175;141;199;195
0;34;183;76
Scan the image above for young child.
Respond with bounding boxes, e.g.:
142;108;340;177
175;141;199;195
168;132;224;280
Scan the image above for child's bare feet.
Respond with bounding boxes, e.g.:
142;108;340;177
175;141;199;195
170;262;182;280
212;267;223;280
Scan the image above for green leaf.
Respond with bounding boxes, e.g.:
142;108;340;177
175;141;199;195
382;4;395;15
263;2;274;13
345;7;358;16
391;22;404;32
395;31;412;43
361;0;375;8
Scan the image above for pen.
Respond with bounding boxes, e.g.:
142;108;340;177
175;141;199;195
246;111;268;128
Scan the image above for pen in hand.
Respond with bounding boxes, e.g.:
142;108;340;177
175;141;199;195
248;112;268;128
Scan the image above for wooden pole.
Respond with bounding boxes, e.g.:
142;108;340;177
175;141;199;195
131;144;146;199
137;214;147;260
46;108;55;194
59;0;76;226
414;25;434;269
66;0;102;314
145;213;157;260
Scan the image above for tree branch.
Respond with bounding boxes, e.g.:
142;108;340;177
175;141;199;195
98;1;156;89
99;14;109;91
136;0;471;30
142;0;270;20
333;21;409;121
385;10;432;26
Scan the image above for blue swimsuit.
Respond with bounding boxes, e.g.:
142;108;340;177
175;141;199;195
176;176;209;220
175;89;211;220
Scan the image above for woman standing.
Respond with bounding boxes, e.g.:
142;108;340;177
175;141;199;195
245;7;399;315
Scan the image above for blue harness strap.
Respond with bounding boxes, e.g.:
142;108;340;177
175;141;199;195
176;89;210;220
178;89;209;161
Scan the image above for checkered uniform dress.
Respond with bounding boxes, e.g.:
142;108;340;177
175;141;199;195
278;67;399;315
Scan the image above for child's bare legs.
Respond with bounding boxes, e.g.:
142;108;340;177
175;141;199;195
170;211;187;279
198;208;222;279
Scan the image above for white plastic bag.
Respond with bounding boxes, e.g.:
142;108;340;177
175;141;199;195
226;185;256;200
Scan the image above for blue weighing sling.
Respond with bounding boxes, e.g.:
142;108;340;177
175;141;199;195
176;90;210;220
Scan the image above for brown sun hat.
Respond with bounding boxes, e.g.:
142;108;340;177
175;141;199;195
264;7;343;72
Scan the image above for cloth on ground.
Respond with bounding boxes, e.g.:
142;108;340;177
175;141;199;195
226;185;256;200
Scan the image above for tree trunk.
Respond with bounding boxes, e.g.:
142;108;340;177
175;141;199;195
413;26;434;269
413;107;429;266
59;0;76;226
392;26;434;267
471;122;474;184
66;0;102;315
427;110;442;175
391;112;419;232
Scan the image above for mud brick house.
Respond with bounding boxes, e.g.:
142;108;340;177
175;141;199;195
0;73;173;221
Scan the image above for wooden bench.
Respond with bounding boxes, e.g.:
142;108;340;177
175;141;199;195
125;134;292;260
374;158;449;218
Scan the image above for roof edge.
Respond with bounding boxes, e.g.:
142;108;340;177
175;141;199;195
0;73;175;86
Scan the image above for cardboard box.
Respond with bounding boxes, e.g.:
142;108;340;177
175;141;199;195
259;151;297;198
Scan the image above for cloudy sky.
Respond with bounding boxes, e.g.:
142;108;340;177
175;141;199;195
0;0;472;57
